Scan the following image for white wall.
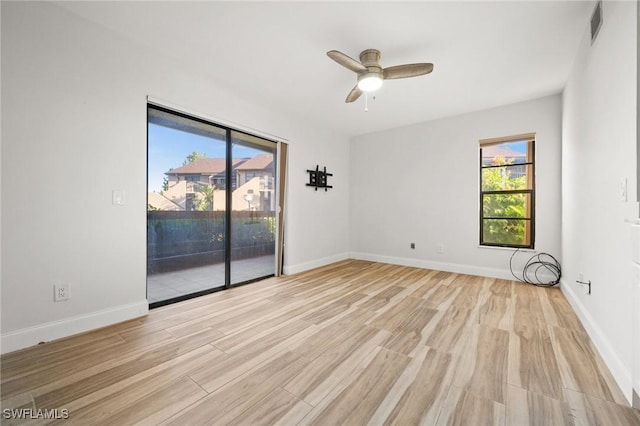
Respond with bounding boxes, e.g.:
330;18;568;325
636;0;640;408
0;2;350;353
349;95;562;279
561;0;637;403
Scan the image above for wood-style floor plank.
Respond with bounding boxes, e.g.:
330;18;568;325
545;290;587;333
226;387;307;426
479;294;514;330
424;306;475;355
374;346;456;425
300;347;410;425
284;329;391;407
454;325;509;404
285;325;382;400
551;326;628;405
436;385;506;426
190;322;316;393
1;260;636;425
33;327;222;409
422;283;460;309
508;326;565;400
489;278;513;298
359;285;405;311
69;375;207;426
506;385;574;426
167;351;311;425
566;389;640;426
47;344;224;421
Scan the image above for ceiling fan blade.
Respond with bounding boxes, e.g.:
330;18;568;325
383;63;434;79
345;85;363;103
327;50;367;73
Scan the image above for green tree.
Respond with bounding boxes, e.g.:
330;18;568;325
161;176;169;192
184;151;206;165
482;156;528;245
196;184;216;211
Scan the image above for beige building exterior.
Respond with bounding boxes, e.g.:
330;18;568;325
148;155;275;211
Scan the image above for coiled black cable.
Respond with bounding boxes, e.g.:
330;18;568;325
509;249;561;287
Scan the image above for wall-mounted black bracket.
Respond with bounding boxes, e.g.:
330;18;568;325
306;165;333;191
576;280;591;294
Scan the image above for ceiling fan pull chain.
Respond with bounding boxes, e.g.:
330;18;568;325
365;92;369;112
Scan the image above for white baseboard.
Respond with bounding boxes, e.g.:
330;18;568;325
349;252;517;280
1;300;149;355
561;278;633;404
283;252;350;275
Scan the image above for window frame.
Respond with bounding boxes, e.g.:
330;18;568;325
479;134;536;249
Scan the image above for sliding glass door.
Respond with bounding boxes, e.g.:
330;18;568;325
230;131;277;285
146;105;277;307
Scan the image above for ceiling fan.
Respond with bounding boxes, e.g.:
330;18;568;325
327;49;434;103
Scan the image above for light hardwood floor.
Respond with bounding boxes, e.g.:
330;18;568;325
2;260;639;425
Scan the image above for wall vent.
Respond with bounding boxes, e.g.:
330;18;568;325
590;0;603;44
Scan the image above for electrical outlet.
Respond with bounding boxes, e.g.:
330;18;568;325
54;284;69;302
436;244;444;254
410;242;415;249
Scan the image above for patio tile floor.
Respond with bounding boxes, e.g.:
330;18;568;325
147;255;275;304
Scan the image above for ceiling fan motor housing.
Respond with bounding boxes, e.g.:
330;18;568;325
359;49;381;66
357;69;383;82
357;49;383;91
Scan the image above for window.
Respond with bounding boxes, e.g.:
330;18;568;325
480;134;535;248
213;177;225;187
185;193;196;211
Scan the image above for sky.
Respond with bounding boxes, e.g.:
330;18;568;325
508;141;527;153
148;124;262;192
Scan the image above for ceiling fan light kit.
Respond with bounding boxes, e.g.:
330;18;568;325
357;73;383;91
327;48;434;104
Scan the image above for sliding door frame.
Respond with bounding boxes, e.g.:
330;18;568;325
147;101;286;307
275;142;288;276
224;128;232;290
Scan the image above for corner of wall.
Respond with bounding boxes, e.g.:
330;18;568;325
283;252;350;276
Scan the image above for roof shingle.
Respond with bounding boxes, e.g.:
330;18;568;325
166;158;247;175
236;154;274;171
